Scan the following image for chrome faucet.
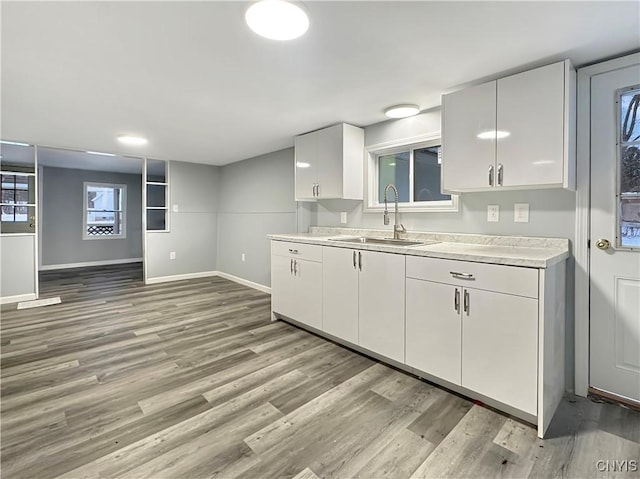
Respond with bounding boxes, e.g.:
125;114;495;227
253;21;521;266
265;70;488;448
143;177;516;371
383;184;406;240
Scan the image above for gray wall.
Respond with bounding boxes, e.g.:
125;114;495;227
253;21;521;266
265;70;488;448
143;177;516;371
217;148;297;288
146;160;219;279
0;235;36;299
312;110;577;391
41;167;143;267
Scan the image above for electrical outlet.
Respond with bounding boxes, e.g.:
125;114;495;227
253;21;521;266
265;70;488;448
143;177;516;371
514;203;530;223
340;212;348;224
241;253;246;262
169;251;176;260
487;204;500;222
172;204;179;212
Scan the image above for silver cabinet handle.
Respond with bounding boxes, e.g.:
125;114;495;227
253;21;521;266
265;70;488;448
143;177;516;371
293;259;298;275
497;163;503;186
450;271;474;280
488;164;494;186
454;288;460;313
316;184;320;197
288;248;299;254
463;290;470;315
312;184;316;196
353;251;357;269
358;251;362;271
290;258;294;274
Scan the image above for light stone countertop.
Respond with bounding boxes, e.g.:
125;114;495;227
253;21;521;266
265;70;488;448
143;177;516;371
268;227;569;269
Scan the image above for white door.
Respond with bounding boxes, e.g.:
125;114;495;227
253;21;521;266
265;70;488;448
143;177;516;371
316;124;343;199
271;254;297;319
589;61;640;402
292;258;323;330
322;246;359;344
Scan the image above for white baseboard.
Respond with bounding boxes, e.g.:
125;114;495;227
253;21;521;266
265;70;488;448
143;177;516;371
1;293;37;305
144;270;271;294
40;257;143;271
215;271;271;294
145;270;218;285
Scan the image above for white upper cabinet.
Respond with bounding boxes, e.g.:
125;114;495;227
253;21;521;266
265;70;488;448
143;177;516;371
442;59;576;192
441;81;497;192
294;123;364;201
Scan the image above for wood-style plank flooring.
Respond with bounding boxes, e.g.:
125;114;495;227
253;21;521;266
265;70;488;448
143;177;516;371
1;263;639;478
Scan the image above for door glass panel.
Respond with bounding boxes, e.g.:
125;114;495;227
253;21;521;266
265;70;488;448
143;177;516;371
619;87;640;248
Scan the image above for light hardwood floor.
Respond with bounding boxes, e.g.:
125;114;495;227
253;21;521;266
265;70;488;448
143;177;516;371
1;263;638;479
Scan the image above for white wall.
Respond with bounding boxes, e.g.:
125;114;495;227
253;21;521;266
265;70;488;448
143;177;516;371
40;167;143;268
146;160;219;280
217;148;298;288
0;235;36;301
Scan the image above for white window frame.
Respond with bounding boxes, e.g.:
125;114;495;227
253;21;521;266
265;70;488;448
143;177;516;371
83;181;127;240
364;133;459;213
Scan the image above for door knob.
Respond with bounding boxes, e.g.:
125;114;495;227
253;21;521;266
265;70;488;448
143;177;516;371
595;238;610;250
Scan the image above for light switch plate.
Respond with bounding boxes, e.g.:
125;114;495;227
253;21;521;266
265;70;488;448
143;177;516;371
514;203;530;223
487;204;500;222
340;212;348;224
169;251;176;260
172;204;179;212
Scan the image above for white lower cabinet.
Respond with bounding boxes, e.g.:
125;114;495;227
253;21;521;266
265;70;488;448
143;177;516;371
358;250;405;363
322;247;405;362
406;256;540;417
406;278;462;385
271;242;323;330
460;288;538;415
322;246;359;344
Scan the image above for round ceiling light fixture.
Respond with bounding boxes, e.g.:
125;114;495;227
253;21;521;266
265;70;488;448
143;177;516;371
117;135;148;146
384;104;420;119
245;0;309;41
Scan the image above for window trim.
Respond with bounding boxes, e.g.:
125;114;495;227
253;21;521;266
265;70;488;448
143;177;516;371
83;181;127;240
364;133;459;213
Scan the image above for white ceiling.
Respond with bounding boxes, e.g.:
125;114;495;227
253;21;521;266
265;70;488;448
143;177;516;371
2;1;639;166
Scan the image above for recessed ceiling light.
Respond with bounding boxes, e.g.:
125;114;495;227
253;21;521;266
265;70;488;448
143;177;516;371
477;130;511;140
245;0;309;41
86;151;116;157
384;104;420;119
117;135;148;146
0;140;30;147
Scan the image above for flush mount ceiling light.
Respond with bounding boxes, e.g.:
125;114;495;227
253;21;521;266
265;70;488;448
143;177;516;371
384;104;420;119
117;135;148;146
245;0;309;41
477;130;511;140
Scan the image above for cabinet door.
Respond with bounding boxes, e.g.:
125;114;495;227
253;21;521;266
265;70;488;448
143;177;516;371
271;254;297;320
295;131;317;200
406;279;461;385
461;288;538;415
316;124;343;198
442;81;497;192
497;61;566;187
358;251;405;362
293;258;323;330
322;247;359;344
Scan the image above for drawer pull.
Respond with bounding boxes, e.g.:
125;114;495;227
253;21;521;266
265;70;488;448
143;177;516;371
288;248;299;254
450;271;474;280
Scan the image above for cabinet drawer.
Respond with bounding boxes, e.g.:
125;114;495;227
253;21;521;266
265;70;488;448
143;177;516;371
272;240;323;263
406;256;538;299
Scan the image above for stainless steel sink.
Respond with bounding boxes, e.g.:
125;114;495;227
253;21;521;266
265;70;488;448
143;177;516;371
329;236;426;246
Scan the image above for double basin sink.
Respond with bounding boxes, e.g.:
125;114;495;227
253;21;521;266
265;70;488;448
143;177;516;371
329;236;438;247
